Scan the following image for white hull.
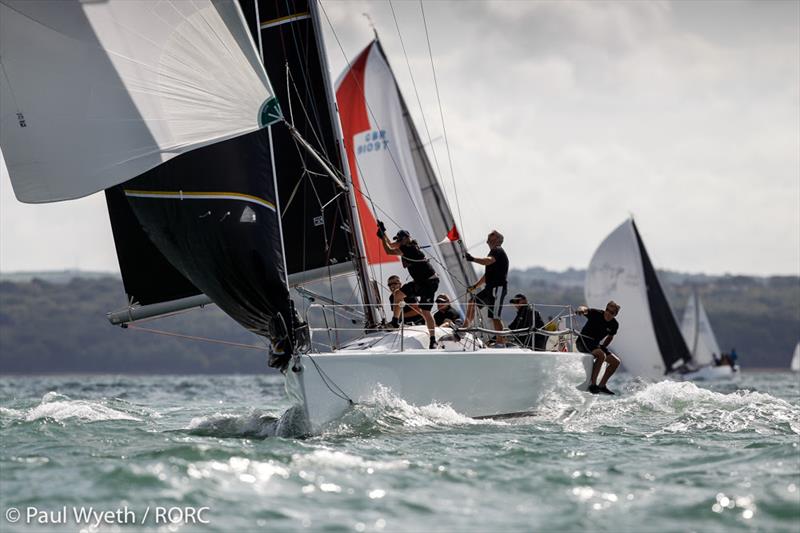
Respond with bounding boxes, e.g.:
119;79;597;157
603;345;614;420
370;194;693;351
285;344;593;434
677;364;740;382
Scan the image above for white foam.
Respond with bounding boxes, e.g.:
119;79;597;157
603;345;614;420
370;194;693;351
559;380;800;435
24;392;140;422
291;449;409;471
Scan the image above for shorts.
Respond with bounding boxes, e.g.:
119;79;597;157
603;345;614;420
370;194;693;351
400;277;440;311
576;337;609;355
474;284;507;319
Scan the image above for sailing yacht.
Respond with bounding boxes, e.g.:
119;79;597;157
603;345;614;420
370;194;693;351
585;218;724;380
678;291;738;380
791;342;800;372
1;0;592;435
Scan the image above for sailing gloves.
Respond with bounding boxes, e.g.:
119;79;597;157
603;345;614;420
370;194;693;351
464;252;475;262
377;219;387;238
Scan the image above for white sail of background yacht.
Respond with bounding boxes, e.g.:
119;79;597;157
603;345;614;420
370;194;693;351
680;291;722;366
792;342;800;372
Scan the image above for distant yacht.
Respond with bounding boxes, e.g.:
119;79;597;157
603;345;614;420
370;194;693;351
792;342;800;372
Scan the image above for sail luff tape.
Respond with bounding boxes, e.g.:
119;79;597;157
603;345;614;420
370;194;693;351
260;12;310;30
124;190;276;212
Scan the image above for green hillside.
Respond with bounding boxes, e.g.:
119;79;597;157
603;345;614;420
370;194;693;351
0;270;797;373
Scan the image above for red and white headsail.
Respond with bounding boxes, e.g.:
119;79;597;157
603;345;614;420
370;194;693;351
336;42;463;309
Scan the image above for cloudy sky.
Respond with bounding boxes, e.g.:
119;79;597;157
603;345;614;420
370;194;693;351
1;0;798;276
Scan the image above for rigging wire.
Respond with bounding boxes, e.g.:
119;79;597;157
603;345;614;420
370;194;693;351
419;0;466;246
387;1;452;211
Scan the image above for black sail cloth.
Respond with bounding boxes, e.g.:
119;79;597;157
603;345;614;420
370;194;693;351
117;128;293;344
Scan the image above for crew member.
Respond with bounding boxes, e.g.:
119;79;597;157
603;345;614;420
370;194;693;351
377;222;439;349
462;230;509;346
576;301;621;395
433;294;462;327
387;275;425;325
508;294;546;350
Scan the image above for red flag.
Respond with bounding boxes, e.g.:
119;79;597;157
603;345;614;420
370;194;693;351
446;225;460;242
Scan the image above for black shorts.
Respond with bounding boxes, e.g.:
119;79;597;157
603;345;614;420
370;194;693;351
400;277;439;311
475;284;507;319
577;337;609;355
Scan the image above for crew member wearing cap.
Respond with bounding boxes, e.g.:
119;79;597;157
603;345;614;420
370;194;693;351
377;221;440;349
462;230;509;346
433;294;462;327
508;294;546;350
576;301;621;395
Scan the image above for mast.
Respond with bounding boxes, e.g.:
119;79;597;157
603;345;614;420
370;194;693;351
308;0;377;326
692;289;700;359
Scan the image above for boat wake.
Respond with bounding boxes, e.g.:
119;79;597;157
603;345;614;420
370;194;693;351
186;405;309;439
321;385;506;437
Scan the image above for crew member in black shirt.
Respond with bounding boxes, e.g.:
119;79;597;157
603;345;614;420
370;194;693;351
462;230;509;346
508;294;546;350
378;222;440;349
433;294;462;327
576;301;621;395
387;275;425;325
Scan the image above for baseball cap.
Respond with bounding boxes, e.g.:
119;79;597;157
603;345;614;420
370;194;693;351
435;294;450;303
509;293;527;303
394;229;411;240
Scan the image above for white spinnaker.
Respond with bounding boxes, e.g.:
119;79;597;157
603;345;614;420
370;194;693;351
585;219;665;378
341;44;460;312
791;342;800;372
0;0;272;203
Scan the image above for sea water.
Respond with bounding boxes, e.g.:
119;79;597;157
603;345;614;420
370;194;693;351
0;373;798;532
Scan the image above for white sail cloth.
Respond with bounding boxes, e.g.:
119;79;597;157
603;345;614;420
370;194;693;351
335;42;461;310
585;219;665;378
680;292;722;366
0;0;272;203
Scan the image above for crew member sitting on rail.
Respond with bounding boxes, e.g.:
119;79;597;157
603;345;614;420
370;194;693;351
387;275;425;325
462;230;509;347
377;221;440;349
433;294;462;327
508;294;546;350
576;301;621;395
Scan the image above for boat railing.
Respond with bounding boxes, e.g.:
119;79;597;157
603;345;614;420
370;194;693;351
303;301;581;353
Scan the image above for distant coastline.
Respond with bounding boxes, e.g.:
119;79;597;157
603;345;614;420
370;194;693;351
1;269;797;373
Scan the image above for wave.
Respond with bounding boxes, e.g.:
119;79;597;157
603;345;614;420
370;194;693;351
549;380;800;435
1;391;142;423
187;410;280;438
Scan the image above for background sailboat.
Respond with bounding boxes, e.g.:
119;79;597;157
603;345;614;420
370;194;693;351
792;342;800;372
679;291;738;380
